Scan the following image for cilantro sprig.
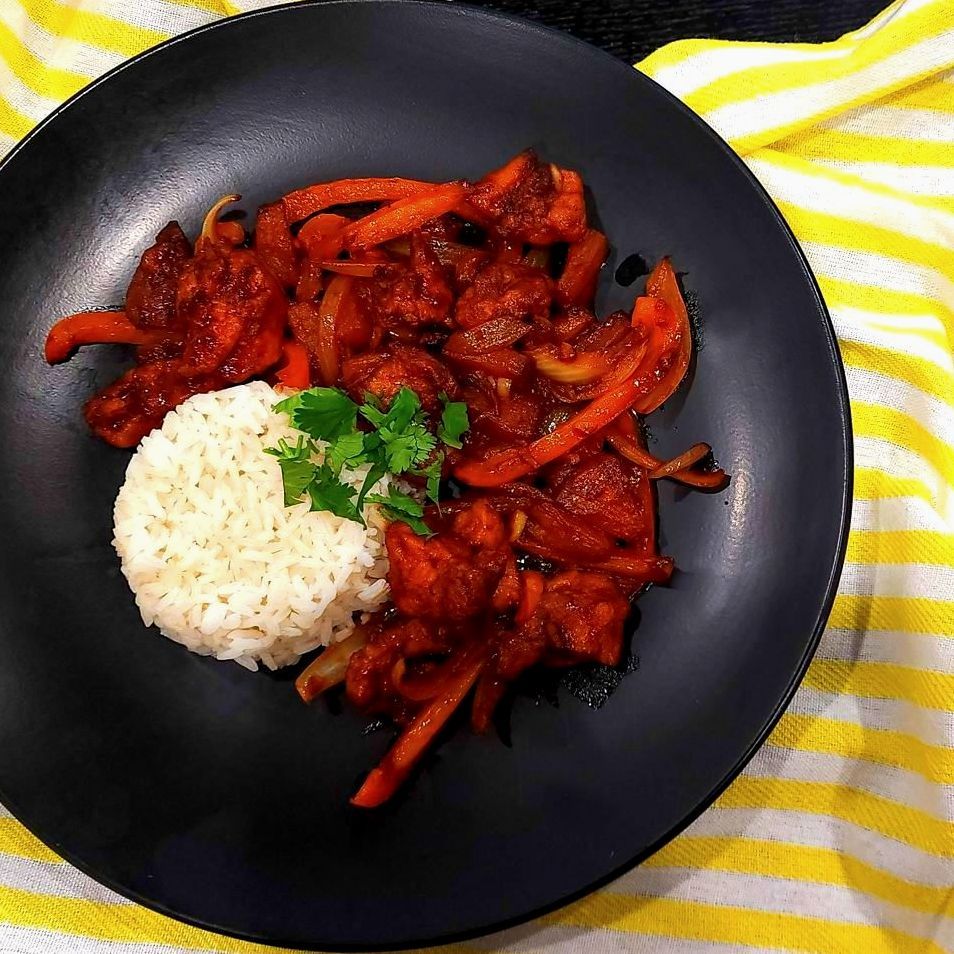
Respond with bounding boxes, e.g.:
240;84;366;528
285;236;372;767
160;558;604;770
266;387;469;535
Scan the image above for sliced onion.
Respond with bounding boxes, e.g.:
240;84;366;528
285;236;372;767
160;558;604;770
295;626;370;702
531;348;610;384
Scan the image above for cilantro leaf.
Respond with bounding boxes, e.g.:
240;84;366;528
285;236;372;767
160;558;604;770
326;431;368;475
381;422;437;473
415;452;444;506
307;464;362;523
264;436;317;505
437;392;470;449
277;458;317;506
273;392;306;417
367;486;432;536
285;387;358;441
355;462;387;515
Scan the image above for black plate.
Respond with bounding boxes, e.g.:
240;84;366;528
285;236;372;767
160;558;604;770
0;2;851;949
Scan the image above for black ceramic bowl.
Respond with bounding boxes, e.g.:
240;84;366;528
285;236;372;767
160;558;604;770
0;1;850;949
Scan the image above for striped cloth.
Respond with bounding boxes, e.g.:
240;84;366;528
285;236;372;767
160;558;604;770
1;0;952;951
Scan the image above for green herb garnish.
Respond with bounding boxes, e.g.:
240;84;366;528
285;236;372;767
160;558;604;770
437;392;469;449
266;386;469;535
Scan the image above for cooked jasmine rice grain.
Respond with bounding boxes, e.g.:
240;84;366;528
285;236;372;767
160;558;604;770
112;381;390;671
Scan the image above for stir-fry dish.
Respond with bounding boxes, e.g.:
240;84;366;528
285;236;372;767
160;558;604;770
46;151;728;807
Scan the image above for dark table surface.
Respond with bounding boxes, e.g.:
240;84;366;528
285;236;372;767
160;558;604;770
470;0;886;62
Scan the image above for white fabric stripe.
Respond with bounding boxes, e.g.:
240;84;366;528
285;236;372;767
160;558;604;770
747;153;954;246
0;45;73;124
838;560;954;600
650;43;852;101
703;30;954;144
800;243;954;312
743;744;952;820
0;852;128;903
79;0;213;36
813;156;954;196
475;922;775;954
0;925;217;954
828;104;954;143
0;804;10;819
0;1;123;81
819;626;954;674
845;365;954;449
854;436;954;521
851;496;950;533
792;685;954;751
843;0;942;38
834;310;954;377
615;866;953;945
681;806;954;886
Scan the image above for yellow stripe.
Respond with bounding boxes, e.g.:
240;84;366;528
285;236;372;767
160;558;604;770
893;72;954;113
651;836;953;916
820;275;954;336
0;818;60;864
17;0;166;58
783;127;954;168
829;594;954;636
549;891;947;954
776;200;954;288
0;884;474;952
840;338;954;409
716;777;953;857
854;467;936;508
640;36;856;76
166;0;241;15
681;2;954;149
0;19;89;102
804;658;954;710
769;711;954;784
0;89;33;141
758;146;954;213
852;402;954;486
854;317;951;354
846;530;954;567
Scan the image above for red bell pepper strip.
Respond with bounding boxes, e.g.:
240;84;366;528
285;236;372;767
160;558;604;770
454;357;666;487
635;257;692;414
317;260;381;277
351;647;485;808
297;213;349;261
556;229;608;306
282;177;435;223
45;311;178;364
343;183;467;249
515;570;546;624
274;340;311;391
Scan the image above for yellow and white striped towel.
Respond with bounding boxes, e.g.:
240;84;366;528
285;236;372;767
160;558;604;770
1;1;952;951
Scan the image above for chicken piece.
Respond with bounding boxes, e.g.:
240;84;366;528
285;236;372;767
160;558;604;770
177;244;287;381
468;151;587;244
386;500;511;621
357;234;454;334
125;222;192;330
454;261;552;330
341;344;457;414
254;202;298;289
550;452;653;546
496;570;628;677
345;619;450;716
83;360;219;448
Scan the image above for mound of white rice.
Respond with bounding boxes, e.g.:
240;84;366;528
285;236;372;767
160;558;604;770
113;381;391;671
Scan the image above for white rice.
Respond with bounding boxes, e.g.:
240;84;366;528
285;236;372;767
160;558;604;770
112;380;391;671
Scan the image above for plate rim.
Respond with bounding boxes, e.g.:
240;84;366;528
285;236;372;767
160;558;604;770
0;1;854;949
